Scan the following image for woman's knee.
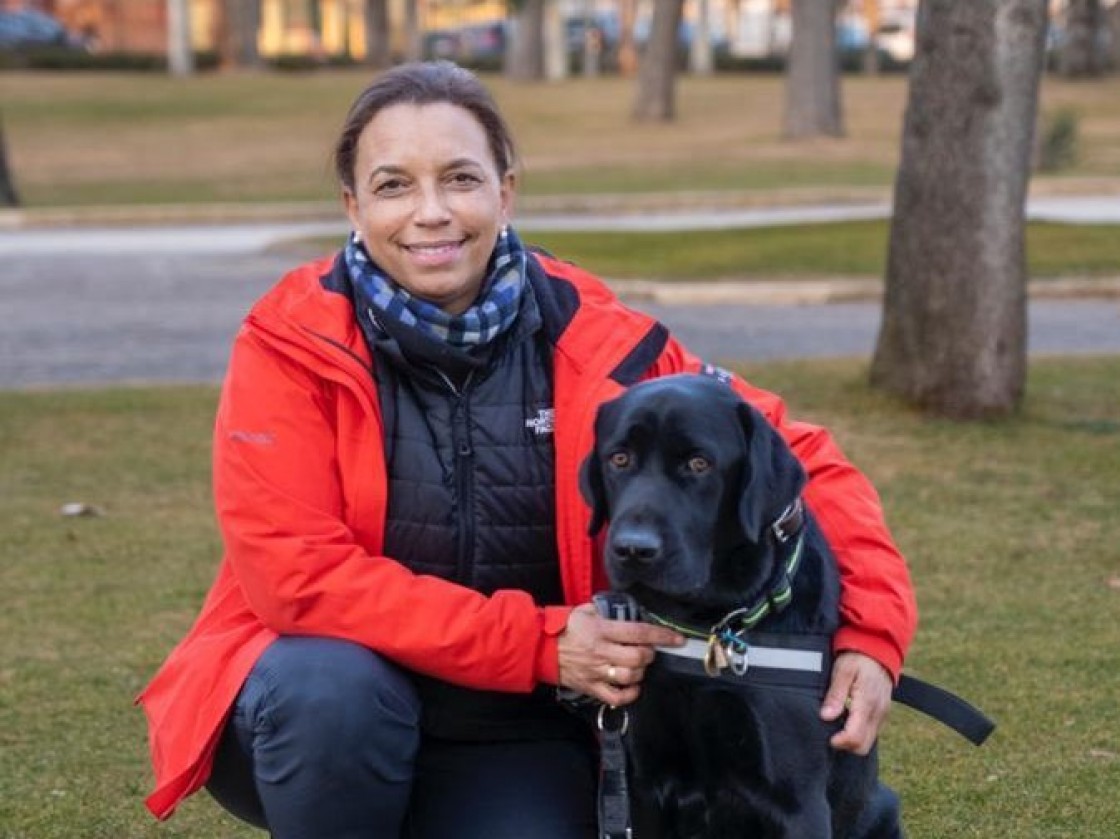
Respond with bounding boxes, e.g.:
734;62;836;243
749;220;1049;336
248;636;421;771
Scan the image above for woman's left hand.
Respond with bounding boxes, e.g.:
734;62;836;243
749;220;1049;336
819;651;894;755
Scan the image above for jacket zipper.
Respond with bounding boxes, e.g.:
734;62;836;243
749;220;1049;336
435;368;477;588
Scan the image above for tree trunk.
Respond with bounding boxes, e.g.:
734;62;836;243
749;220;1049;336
1059;0;1107;77
0;115;20;208
870;0;1049;420
784;0;843;138
400;0;420;62
544;0;568;81
618;0;638;77
863;0;881;75
690;0;714;75
505;0;546;82
1111;2;1120;71
220;0;261;69
632;0;685;121
167;0;195;76
578;0;599;77
363;0;391;68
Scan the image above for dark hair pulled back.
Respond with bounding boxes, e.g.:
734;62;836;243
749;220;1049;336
333;60;517;193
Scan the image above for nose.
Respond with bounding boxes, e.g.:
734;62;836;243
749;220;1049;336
414;184;451;226
609;525;663;567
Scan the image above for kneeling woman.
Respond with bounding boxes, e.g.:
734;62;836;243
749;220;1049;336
138;60;916;839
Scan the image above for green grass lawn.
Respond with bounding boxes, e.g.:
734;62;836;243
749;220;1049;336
524;220;1120;280
2;358;1119;836
292;219;1120;281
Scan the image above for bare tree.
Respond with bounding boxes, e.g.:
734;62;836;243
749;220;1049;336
0;114;20;208
578;0;602;77
167;0;194;76
1111;1;1120;70
863;0;881;75
505;0;546;81
363;0;391;69
784;0;843;138
632;0;685;121
219;0;261;69
1058;0;1108;77
544;0;568;80
870;0;1049;419
690;0;714;75
617;0;639;77
404;0;421;62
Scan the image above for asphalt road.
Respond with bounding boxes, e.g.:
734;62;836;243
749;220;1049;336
3;249;1118;389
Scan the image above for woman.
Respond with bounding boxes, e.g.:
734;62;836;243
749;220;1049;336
138;61;916;838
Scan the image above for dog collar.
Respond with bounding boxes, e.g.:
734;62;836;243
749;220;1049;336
770;497;805;544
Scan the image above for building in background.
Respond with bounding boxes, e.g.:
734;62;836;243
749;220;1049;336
9;1;1102;67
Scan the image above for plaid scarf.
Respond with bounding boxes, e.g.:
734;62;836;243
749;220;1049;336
345;226;527;349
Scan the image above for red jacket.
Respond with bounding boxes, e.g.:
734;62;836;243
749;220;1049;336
138;253;917;819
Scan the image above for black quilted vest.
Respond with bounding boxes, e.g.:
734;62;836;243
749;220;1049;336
357;272;587;742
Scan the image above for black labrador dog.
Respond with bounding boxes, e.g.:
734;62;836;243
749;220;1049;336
580;373;893;839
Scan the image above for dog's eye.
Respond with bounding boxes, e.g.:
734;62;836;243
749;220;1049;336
609;451;632;469
687;456;711;474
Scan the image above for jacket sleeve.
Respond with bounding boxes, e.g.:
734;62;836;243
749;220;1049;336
647;338;918;680
213;326;567;691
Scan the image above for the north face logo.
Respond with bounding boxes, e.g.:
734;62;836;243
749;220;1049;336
525;408;554;436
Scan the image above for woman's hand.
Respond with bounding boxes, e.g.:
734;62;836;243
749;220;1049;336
557;603;684;707
820;651;894;754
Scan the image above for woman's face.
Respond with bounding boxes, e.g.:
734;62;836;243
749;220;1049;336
343;102;515;316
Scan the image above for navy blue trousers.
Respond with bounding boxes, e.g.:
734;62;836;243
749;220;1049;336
205;636;599;839
206;636;901;839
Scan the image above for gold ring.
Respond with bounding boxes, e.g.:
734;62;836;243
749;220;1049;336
607;665;618;683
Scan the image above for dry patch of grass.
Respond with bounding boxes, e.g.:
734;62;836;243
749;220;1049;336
4;69;1118;207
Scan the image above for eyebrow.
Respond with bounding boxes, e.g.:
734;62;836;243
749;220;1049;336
365;157;486;185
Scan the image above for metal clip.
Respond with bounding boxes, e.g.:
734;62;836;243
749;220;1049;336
728;643;749;676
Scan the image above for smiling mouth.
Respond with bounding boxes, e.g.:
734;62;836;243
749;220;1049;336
403;239;465;255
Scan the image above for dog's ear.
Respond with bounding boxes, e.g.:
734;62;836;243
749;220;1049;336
736;401;807;543
579;447;609;536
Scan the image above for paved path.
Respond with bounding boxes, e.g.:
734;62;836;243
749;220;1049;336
3;194;1117;388
3;193;1120;256
3;250;1118;389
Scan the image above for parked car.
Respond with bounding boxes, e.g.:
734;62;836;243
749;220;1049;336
0;9;87;52
423;20;505;70
565;12;620;53
875;20;915;64
836;17;913;72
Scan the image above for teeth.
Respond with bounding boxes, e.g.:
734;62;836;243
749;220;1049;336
407;242;458;253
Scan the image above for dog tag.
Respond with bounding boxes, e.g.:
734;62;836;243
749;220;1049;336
704;636;729;677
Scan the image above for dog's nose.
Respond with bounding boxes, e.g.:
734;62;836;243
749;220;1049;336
610;528;662;566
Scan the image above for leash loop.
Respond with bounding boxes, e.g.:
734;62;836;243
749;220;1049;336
596;704;630;737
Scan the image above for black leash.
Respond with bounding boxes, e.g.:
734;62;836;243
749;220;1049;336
893;673;995;746
596;706;633;839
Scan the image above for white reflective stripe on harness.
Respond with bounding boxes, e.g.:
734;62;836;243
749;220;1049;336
657;638;826;674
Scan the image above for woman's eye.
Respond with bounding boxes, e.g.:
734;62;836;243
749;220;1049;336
374;178;407;195
687;456;711;474
449;171;482;187
609;451;631;469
